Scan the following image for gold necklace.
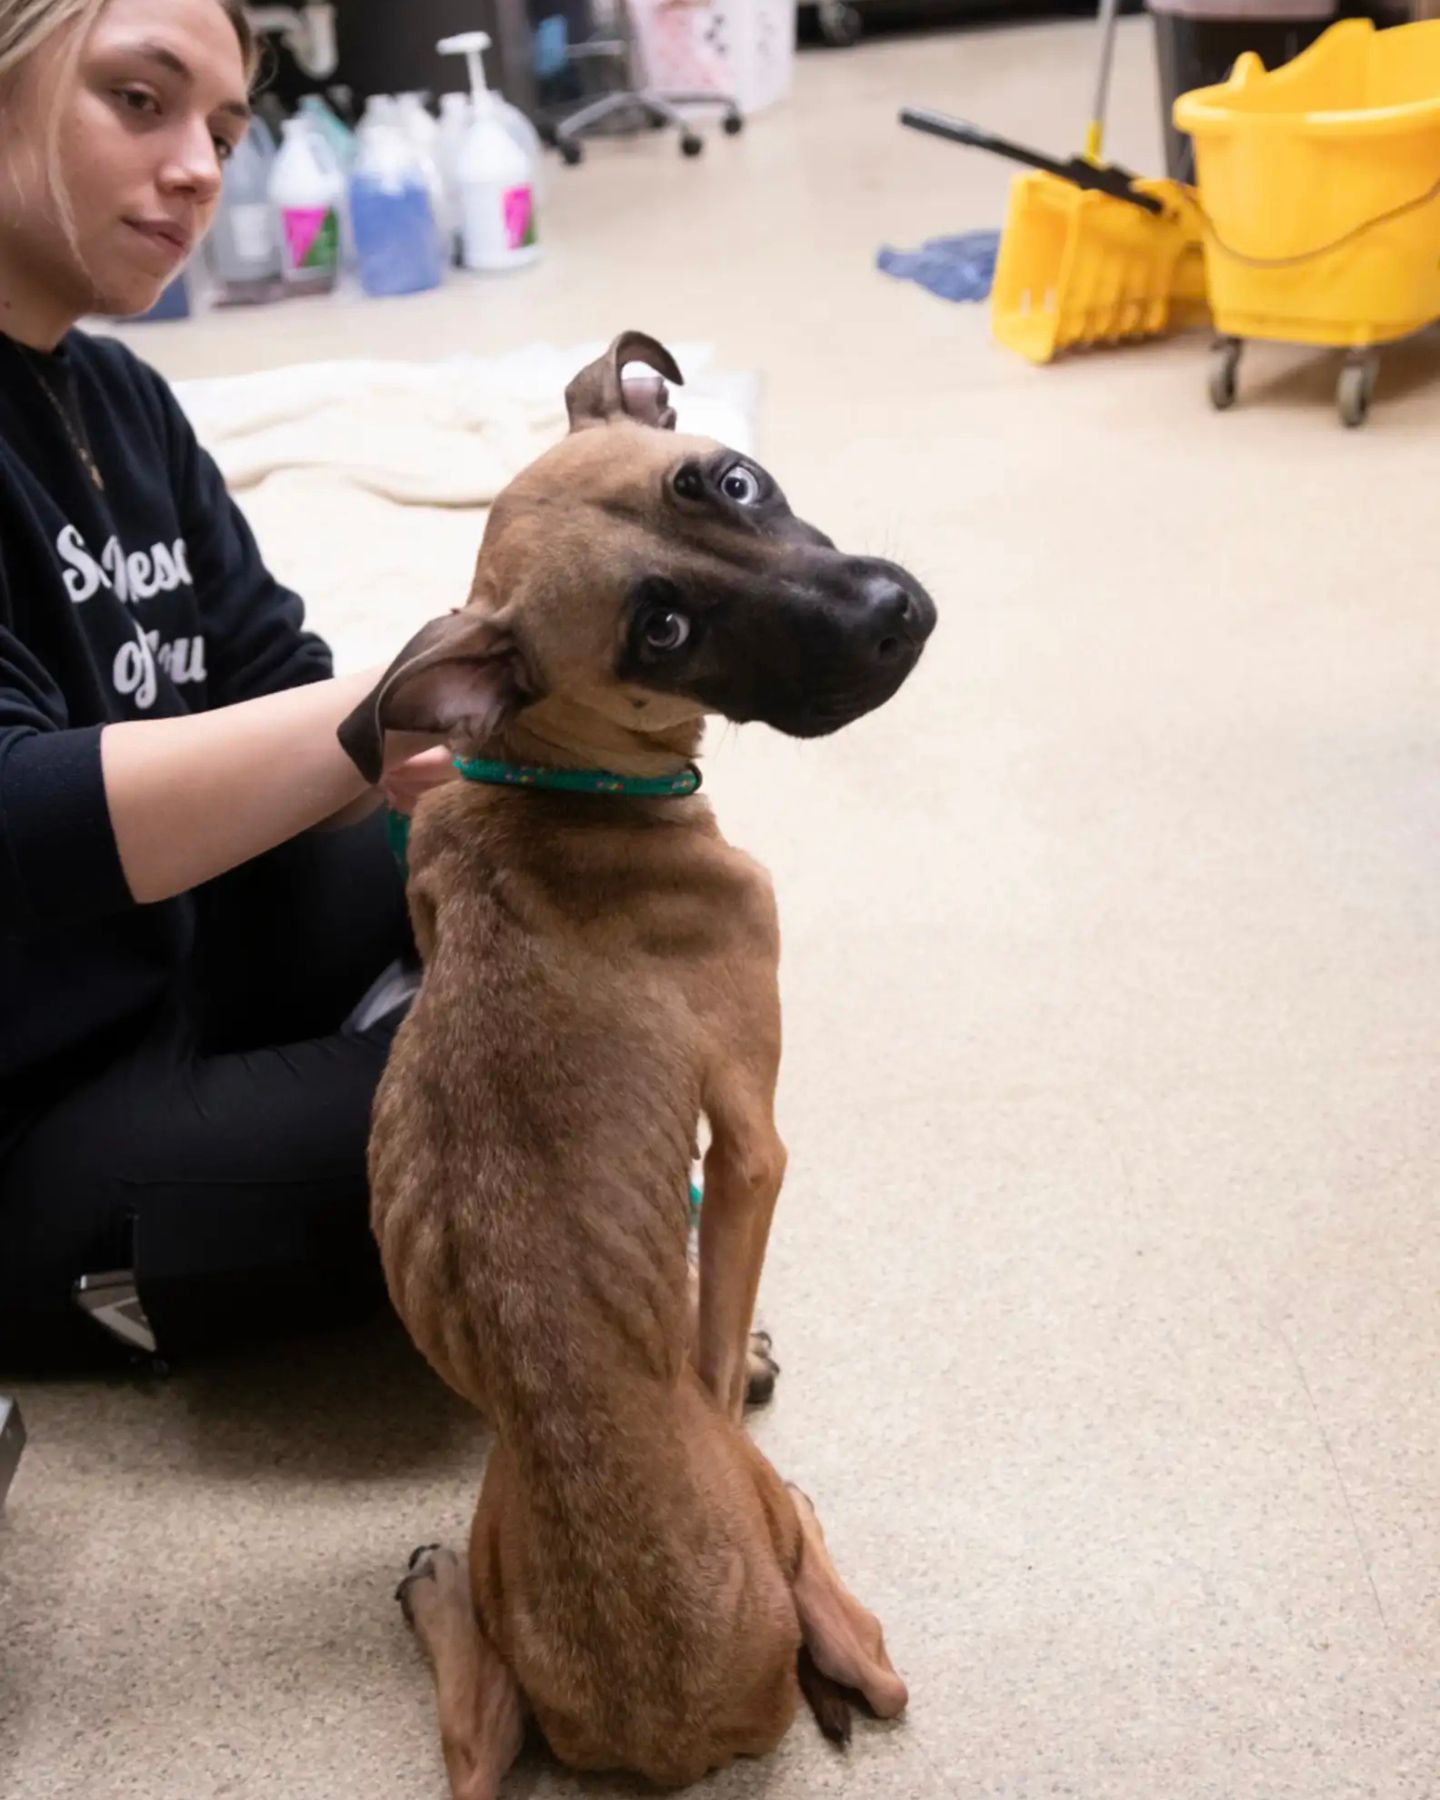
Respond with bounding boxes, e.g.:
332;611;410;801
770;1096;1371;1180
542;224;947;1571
22;347;105;491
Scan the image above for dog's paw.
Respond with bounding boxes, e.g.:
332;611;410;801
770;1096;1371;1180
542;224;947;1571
746;1329;781;1408
395;1543;450;1627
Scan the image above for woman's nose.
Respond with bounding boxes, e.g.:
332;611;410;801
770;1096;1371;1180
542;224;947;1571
159;121;224;202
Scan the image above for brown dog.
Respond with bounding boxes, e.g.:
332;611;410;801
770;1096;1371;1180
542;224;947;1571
339;332;936;1796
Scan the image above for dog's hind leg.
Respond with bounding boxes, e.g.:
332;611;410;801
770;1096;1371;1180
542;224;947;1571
786;1485;908;1726
397;1545;524;1800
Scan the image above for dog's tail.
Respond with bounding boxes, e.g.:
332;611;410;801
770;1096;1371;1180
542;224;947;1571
798;1647;853;1747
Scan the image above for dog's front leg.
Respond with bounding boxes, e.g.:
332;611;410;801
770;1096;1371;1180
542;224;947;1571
698;1070;787;1420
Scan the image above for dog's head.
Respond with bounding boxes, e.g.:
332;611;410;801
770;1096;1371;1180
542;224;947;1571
339;332;937;782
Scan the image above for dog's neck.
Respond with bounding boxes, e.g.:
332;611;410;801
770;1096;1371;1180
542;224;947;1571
497;697;703;779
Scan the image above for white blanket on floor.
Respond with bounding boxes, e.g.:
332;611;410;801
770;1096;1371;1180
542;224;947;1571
172;343;758;672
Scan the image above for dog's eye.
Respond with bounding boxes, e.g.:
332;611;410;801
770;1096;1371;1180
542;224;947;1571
720;465;761;506
673;465;705;501
642;609;691;653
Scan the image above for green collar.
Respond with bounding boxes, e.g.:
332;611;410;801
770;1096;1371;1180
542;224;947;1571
384;757;700;881
452;755;701;798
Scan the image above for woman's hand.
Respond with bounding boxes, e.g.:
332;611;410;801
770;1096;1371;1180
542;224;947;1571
381;734;461;816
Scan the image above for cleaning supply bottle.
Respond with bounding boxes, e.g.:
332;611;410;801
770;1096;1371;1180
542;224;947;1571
443;40;545;204
435;90;472;263
437;31;540;273
348;109;444;297
269;115;342;293
395;92;449;257
299;93;357;177
494;85;544;194
205;118;281;304
397;92;441;164
303;110;354;271
356;92;396;147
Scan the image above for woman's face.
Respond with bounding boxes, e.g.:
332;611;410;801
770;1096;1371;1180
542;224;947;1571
1;0;250;327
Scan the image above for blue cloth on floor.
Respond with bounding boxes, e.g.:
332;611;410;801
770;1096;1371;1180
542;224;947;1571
876;230;1000;303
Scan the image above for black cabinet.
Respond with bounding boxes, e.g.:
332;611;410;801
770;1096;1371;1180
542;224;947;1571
323;0;537;113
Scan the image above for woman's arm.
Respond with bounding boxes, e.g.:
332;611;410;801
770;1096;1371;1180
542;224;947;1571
101;667;382;904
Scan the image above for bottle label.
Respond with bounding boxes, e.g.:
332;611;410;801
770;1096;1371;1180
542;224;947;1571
282;206;339;272
503;186;536;251
231;203;274;263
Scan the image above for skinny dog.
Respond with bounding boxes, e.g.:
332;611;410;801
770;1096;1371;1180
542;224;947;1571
340;332;936;1795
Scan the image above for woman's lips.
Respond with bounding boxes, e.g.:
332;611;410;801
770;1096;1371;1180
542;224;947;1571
124;219;193;261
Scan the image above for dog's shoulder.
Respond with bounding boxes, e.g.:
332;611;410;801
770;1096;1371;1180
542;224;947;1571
700;835;779;946
676;835;777;979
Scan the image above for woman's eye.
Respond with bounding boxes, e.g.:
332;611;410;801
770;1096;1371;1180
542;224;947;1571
214;135;236;162
643;610;691;653
721;466;761;505
117;87;161;117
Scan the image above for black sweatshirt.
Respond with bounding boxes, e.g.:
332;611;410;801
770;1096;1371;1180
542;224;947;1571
0;328;333;1158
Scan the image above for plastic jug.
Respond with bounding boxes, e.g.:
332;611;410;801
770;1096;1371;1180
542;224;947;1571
395;92;449;255
303;112;353;269
348;115;444;297
397;92;441;164
438;31;540;272
270;115;342;292
205;118;281;304
435;91;472;261
497;92;544;195
299;93;356;174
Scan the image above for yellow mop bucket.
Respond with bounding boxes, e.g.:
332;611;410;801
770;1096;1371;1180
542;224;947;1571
989;171;1208;364
1176;18;1440;422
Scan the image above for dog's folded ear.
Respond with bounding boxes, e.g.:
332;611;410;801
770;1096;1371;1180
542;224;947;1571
565;331;684;434
337;610;534;784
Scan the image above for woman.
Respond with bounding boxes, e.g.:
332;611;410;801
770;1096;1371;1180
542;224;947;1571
0;0;449;1369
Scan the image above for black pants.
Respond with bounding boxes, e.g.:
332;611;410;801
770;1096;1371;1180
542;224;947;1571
0;811;411;1373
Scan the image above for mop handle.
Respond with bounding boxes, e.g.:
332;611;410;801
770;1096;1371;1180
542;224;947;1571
901;109;1066;176
1085;0;1124;163
898;109;1164;214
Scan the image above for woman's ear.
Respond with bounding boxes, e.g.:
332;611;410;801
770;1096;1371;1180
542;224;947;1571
337;610;534;784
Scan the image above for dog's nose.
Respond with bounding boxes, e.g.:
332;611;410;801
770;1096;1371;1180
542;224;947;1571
862;575;922;663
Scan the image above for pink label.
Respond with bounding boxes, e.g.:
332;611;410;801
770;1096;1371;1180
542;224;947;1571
503;186;535;252
282;206;337;271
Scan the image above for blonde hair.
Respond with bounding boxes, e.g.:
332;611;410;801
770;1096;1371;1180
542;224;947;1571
0;0;255;268
0;0;255;87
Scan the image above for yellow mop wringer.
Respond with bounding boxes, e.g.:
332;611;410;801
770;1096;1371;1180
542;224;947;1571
902;0;1208;363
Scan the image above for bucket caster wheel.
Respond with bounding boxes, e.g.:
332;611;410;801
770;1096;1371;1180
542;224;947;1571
1208;336;1242;411
680;133;703;157
559;138;583;166
1337;350;1379;429
723;111;744;135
